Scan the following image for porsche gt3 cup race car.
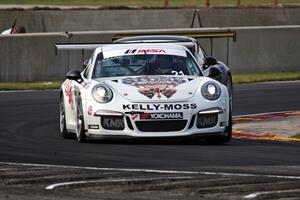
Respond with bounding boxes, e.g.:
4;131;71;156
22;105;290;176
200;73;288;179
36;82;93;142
59;42;232;143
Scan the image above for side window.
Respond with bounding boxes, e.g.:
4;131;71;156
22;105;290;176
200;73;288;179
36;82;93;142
82;58;93;78
92;53;104;78
196;46;205;66
186;52;201;76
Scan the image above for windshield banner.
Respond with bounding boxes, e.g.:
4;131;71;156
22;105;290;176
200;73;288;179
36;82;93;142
103;48;187;58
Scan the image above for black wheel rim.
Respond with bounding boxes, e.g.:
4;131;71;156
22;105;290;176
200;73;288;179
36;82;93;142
59;99;65;133
227;78;233;111
76;100;83;139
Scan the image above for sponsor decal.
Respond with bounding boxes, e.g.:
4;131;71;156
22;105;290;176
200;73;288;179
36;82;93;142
124;49;166;54
131;114;139;120
123;103;197;111
64;80;74;110
122;77;186;99
196;114;218;128
103;48;185;59
140;112;183;120
87;106;93;116
101;117;124;130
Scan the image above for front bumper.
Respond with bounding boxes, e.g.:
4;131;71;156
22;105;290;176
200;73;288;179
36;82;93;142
83;81;229;138
85;106;229;138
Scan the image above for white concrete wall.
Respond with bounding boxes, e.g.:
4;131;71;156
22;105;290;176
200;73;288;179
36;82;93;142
1;7;300;33
0;26;299;82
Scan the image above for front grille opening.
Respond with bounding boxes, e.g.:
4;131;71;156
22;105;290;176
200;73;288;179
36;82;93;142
135;120;187;132
101;116;125;130
188;115;196;129
126;116;134;130
196;114;218;129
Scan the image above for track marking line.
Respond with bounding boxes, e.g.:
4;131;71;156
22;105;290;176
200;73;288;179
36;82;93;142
244;189;300;199
250;80;300;85
1;161;300;189
233;110;298;118
0;161;199;174
45;176;193;190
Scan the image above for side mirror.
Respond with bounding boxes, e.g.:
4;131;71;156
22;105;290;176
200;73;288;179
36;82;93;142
208;66;221;79
66;70;83;83
203;57;218;69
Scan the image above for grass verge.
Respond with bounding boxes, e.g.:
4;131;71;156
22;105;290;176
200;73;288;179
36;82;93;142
0;71;299;90
0;81;62;90
232;71;300;84
290;134;300;139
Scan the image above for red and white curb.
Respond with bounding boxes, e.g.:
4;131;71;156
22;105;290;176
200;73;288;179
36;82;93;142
233;111;300;142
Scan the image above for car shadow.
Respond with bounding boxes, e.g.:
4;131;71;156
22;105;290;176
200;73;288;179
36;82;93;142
70;135;233;146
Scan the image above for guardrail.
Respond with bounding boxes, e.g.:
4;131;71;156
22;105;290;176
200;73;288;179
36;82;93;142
163;0;286;7
203;0;280;7
0;26;300;82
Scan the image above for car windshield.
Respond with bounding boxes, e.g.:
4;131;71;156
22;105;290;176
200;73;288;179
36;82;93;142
92;52;202;78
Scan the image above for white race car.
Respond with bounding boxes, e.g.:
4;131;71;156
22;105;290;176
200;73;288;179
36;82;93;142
59;43;232;143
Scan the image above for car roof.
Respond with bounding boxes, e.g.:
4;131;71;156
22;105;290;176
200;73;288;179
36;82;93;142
114;35;197;43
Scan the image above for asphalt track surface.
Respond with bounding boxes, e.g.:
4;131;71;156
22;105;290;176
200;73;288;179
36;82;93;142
0;81;300;199
0;81;300;168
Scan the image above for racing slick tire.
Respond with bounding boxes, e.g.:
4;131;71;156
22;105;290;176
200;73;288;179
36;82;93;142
220;110;232;143
205;110;232;144
75;95;86;143
59;95;71;139
226;74;233;112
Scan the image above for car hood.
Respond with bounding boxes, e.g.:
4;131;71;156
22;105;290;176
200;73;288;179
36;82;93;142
101;76;204;102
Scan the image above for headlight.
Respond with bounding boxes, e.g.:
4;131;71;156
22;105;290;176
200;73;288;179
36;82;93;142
201;81;221;100
92;84;113;103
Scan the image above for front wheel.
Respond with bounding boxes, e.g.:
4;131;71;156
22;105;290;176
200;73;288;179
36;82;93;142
59;96;70;139
205;111;232;144
226;75;233;112
75;96;86;142
220;110;232;143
